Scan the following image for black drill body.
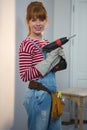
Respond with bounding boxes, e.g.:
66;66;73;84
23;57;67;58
42;37;69;52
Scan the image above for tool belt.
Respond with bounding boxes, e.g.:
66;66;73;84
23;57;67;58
29;80;65;120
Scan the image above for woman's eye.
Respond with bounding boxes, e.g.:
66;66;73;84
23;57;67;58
40;19;44;21
31;19;36;22
31;18;45;22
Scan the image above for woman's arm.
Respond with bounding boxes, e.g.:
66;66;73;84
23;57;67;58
19;40;43;82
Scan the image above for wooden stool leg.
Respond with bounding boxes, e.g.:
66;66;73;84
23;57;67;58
75;102;78;128
79;98;83;130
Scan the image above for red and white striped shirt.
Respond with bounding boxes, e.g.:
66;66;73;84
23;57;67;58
19;38;49;82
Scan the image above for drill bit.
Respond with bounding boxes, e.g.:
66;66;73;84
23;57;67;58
68;34;76;40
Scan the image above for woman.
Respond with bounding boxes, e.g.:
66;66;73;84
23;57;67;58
19;1;66;130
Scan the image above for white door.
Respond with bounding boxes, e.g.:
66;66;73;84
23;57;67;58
70;0;87;88
71;0;87;120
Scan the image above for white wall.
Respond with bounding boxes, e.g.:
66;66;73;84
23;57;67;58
0;0;15;130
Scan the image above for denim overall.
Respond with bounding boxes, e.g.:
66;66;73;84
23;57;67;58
23;39;61;130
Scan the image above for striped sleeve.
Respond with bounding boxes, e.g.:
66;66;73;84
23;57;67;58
19;40;43;82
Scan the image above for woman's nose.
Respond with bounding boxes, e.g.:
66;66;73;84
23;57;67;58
36;20;41;25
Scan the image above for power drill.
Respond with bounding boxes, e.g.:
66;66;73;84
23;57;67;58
42;34;76;52
42;34;76;72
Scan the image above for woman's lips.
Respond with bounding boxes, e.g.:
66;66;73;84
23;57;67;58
35;26;42;31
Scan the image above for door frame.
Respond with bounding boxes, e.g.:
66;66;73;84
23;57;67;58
70;0;78;88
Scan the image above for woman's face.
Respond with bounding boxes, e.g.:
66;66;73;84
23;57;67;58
28;17;47;36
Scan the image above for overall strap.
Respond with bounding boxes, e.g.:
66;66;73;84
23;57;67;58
29;38;43;53
29;38;46;58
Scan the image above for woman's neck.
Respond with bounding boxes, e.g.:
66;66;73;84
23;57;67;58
28;33;43;41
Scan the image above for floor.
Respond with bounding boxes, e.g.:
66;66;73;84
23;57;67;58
62;124;87;130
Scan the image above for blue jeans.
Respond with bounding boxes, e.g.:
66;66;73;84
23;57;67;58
23;72;62;130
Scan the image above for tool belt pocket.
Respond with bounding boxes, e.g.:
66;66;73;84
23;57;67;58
51;92;65;120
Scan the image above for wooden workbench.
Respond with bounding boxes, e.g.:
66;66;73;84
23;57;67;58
62;87;87;130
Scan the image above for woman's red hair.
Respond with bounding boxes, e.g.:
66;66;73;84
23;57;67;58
26;1;48;23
